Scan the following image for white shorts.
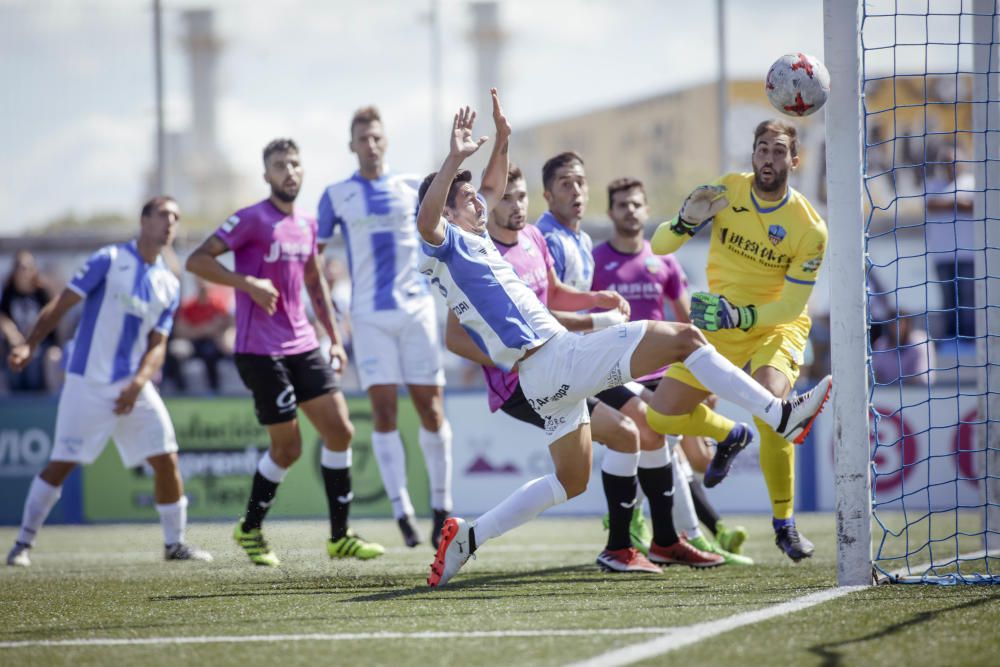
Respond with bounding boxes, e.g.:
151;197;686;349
51;373;178;468
351;296;446;390
518;321;647;442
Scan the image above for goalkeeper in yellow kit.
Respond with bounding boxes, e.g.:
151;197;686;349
648;120;830;562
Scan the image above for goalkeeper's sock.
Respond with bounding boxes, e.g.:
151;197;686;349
371;431;415;520
473;475;567;547
646;402;735;442
756;417;796;520
321;448;352;541
17;475;62;547
637;447;679;547
242;452;286;532
601;450;640;551
683;345;783;429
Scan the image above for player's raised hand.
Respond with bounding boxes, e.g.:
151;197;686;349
450;106;489;159
246;276;279;315
491;88;511;142
672;185;729;236
7;343;33;372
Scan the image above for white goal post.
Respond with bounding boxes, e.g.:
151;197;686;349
822;0;873;587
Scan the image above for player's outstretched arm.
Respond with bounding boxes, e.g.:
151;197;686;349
417;106;489;246
445;312;494;367
478;88;511;209
304;252;347;370
545;268;630;329
7;289;81;372
186;235;279;316
651;185;728;256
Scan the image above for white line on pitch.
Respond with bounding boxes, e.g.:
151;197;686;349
564;586;867;667
0;627;670;650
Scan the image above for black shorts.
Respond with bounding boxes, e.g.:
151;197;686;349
637;377;660;393
501;382;599;430
234;348;339;425
594;385;638;411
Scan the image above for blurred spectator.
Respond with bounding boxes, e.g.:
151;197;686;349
925;149;976;340
871;312;936;385
163;278;234;393
0;250;62;393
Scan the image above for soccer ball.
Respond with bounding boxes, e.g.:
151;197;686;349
765;53;830;117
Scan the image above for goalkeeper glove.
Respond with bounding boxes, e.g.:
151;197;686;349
690;292;757;332
670;185;729;236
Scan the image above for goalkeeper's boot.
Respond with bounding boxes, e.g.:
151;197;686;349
7;542;31;567
648;536;725;568
776;375;832;445
233;521;280;567
431;508;450;550
602;506;652;556
428;517;475;587
596;547;662;573
398;514;423;548
703;423;753;488
327;529;385;560
715;521;748;555
688;534;754;566
165;542;214;562
774;521;815;562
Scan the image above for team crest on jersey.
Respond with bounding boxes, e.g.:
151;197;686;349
295;217;308;229
644;256;660;274
767;224;787;246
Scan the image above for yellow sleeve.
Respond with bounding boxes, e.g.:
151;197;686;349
754;280;814;326
651;216;690;255
753;226;826;327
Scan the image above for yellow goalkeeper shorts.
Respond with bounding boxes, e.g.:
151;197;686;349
664;313;811;391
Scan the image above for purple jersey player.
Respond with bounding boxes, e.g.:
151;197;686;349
187;138;384;566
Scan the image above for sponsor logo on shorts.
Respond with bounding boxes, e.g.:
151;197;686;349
275;385;297;412
528;384;571;411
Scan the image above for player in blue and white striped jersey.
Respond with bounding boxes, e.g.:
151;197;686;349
535;151;594;292
419;92;833;587
317;106;453;549
5;197;211;567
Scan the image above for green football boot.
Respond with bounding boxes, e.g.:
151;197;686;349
327;529;385;560
688;534;754;566
233;520;280;567
715;521;749;555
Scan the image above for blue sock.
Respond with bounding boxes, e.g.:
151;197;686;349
773;516;794;531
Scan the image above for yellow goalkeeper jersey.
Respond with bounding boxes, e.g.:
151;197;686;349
682;172;827;309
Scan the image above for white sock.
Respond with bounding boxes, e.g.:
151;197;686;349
474;474;568;546
258;451;289;484
17;476;62;546
670;455;702;539
419;423;453;512
602;449;639;477
321;447;351;469
684;344;782;429
371;430;414;519
156;496;188;546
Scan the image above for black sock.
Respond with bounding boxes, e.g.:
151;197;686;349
242;472;279;531
638;464;679;547
602;471;637;551
689;478;720;535
322;465;351;540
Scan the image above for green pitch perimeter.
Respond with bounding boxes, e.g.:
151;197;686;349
2;514;999;667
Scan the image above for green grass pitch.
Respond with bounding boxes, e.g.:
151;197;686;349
2;514;999;666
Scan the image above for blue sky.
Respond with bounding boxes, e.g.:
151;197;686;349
1;0;831;233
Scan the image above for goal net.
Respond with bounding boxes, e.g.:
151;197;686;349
858;0;1000;584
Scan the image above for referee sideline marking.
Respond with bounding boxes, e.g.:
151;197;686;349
564;586;866;667
0;627;668;649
